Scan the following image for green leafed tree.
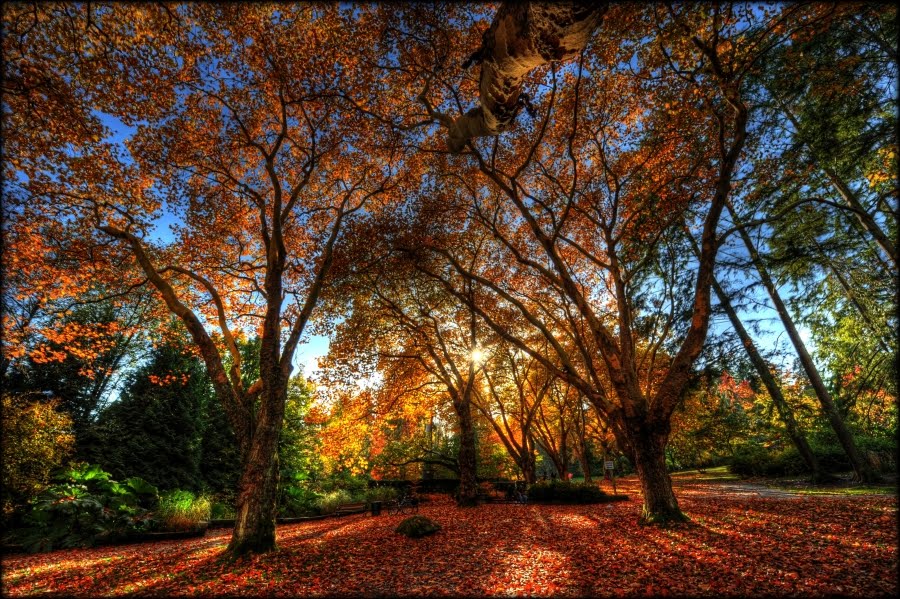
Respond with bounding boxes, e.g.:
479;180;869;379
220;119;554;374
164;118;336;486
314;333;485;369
86;335;212;491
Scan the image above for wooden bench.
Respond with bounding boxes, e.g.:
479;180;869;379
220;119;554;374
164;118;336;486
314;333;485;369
334;502;367;516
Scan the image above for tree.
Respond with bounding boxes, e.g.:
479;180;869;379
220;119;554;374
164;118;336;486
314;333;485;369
87;335;211;491
684;233;826;480
530;380;579;479
2;292;149;462
4;4;397;556
326;242;490;506
409;3;792;523
475;341;550;483
1;393;75;523
278;375;325;512
724;205;879;482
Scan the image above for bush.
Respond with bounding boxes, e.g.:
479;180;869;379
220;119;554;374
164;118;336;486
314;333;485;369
729;444;771;476
17;463;158;552
364;486;399;503
1;394;75;523
208;490;236;520
526;480;611;504
279;485;322;517
210;500;235;520
155;490;211;531
730;436;899;477
316;489;354;515
395;515;441;538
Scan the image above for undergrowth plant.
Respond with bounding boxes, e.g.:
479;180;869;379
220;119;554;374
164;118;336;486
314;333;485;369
18;463;158;552
155;490;211;531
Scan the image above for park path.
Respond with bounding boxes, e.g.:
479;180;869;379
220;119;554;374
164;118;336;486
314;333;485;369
602;472;874;501
698;481;797;499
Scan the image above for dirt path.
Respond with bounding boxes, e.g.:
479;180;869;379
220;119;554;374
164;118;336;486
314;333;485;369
609;470;894;500
701;482;798;499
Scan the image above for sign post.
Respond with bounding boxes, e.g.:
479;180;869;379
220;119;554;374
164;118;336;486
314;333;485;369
604;459;616;495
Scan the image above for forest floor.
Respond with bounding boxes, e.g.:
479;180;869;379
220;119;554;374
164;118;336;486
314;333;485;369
2;473;896;597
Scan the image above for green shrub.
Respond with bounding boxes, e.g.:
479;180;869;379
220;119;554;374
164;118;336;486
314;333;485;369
208;490;236;519
315;489;354;515
395;515;440;538
731;437;899;477
729;444;770;476
364;486;399;503
17;463;158;552
279;485;322;517
155;490;211;531
527;480;610;503
210;501;235;520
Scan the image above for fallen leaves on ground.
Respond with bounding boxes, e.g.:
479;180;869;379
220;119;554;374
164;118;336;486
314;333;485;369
2;478;896;597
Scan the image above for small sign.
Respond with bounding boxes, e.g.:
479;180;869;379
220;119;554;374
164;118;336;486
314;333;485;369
604;461;615;470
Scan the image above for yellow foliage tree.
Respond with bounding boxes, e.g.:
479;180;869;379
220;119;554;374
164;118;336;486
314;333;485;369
1;394;75;519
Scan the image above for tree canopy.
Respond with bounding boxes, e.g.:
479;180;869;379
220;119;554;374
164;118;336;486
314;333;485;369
2;1;895;558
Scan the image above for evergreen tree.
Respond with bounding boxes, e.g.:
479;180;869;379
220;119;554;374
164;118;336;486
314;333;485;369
89;341;211;491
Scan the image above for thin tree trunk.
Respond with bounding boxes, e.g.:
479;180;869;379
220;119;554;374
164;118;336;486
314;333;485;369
577;404;592;483
423;412;435;480
577;445;592;483
685;231;827;480
711;273;828;480
560;435;570;478
455;397;479;506
810;238;892;356
822;167;897;268
521;448;537;484
728;203;879;482
776;98;897;267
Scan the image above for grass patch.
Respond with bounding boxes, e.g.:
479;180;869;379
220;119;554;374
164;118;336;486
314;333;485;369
775;486;896;496
155;490;211;531
671;466;740;482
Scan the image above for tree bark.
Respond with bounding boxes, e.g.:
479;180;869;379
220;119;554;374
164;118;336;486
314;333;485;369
423;413;435;480
628;420;687;525
728;203;879;483
520;446;537;484
229;441;280;556
455;396;479;506
227;364;288;556
444;2;607;152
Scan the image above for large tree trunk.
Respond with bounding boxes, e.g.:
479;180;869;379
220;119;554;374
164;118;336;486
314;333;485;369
627;421;687;525
227;380;286;557
455;398;479;506
728;203;879;483
229;443;280;556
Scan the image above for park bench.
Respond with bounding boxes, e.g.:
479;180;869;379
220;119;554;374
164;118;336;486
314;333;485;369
334;501;367;516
